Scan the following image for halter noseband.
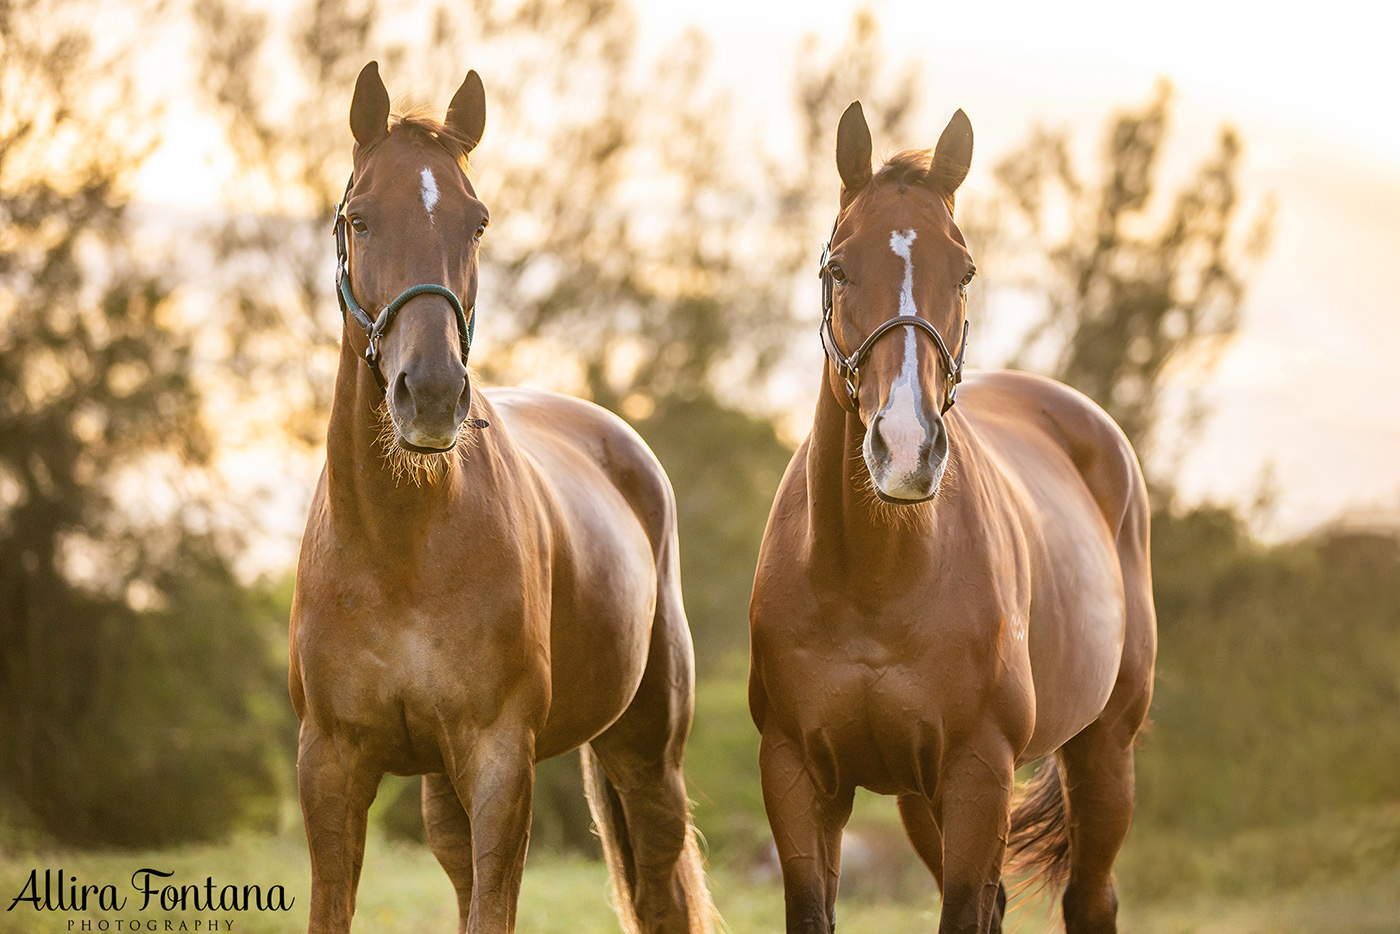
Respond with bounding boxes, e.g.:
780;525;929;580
818;218;968;416
333;173;487;428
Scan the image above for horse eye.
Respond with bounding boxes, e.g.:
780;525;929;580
474;220;488;240
349;216;368;234
961;267;976;288
828;262;846;283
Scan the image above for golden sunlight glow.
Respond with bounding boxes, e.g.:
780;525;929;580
133;0;1400;542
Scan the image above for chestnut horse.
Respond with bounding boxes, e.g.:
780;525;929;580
289;62;719;934
748;102;1157;934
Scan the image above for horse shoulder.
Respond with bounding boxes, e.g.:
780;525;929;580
965;370;1147;544
749;439;821;634
485;387;677;552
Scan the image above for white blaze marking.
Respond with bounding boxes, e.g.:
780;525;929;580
880;229;928;480
420;167;439;223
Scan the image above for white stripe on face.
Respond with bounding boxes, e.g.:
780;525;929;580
420;167;439;223
879;229;929;479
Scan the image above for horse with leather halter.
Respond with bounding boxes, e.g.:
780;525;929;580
748;102;1157;933
289;62;719;934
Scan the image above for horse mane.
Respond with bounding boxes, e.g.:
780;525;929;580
382;107;474;172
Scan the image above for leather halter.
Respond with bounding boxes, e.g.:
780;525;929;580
333;173;488;428
818;218;968;416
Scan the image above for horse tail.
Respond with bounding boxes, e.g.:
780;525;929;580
676;813;723;934
1006;757;1072;894
580;744;723;934
580;744;644;934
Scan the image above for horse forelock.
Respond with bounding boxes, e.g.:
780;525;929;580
845;149;957;219
358;108;474;174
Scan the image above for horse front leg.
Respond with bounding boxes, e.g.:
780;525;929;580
760;728;854;934
936;735;1016;934
297;721;382;934
423;773;474;933
451;727;536;934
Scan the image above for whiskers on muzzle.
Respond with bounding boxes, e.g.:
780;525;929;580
374;400;476;487
848;443;938;531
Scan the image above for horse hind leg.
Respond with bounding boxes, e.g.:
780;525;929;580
585;733;717;934
423;773;474;934
1051;721;1136;934
583;582;720;934
1005;667;1149;933
1056;593;1153;930
581;744;643;934
897;794;944;891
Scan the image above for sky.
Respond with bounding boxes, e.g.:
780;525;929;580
130;0;1400;551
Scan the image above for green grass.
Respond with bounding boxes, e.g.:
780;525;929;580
3;806;1398;933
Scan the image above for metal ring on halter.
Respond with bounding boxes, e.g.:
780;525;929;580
332;173;488;428
816;217;968;416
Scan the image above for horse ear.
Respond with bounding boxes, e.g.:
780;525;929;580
350;61;390;146
836;101;873;196
928;109;974;196
446;70;486;153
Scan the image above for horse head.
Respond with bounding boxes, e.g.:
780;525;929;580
339;61;489;453
821;102;976;503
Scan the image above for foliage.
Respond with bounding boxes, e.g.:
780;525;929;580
0;0;293;845
634;398;795;669
1138;508;1400;836
989;82;1271;464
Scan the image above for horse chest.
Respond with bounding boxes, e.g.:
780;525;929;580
753;580;1030;791
293;580;548;769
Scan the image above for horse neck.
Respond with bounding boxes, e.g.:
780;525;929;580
323;335;485;557
804;378;956;580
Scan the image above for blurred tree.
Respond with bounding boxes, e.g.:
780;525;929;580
990;82;1272;476
0;0;291;845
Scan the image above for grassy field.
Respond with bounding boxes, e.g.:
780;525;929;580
3;805;1399;934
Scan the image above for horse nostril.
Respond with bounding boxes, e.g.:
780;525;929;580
392;370;415;421
920;419;947;467
868;414;890;464
454;374;473;422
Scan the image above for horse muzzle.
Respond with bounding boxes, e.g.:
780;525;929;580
388;359;473;452
864;409;948;503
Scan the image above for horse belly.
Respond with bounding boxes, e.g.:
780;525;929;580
535;506;657;760
1022;510;1126;761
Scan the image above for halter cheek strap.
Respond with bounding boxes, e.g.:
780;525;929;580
817;217;968;416
333;172;489;428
